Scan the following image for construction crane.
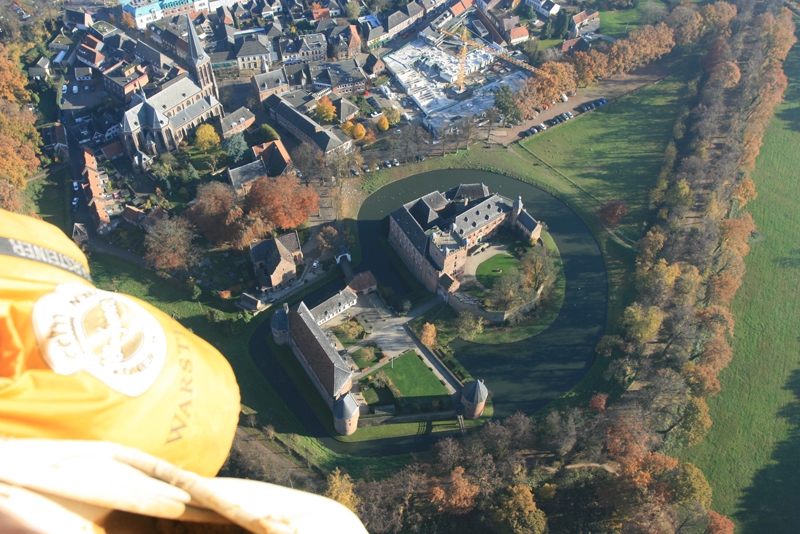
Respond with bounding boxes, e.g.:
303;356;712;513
440;27;536;91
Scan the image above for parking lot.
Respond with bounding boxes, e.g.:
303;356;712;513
59;77;103;113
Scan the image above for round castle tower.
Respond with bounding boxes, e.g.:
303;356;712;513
461;380;488;419
271;303;290;345
333;393;360;435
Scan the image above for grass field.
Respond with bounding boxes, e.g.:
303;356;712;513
382;350;451;402
476;253;519;289
680;43;800;533
24;167;72;235
522;71;687;243
599;0;668;39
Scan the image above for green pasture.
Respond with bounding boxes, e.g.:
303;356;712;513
522;71;687;243
680;42;800;533
599;0;668;39
24;166;72;235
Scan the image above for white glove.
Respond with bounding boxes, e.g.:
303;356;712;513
0;438;368;534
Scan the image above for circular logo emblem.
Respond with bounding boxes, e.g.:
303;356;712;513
32;284;167;397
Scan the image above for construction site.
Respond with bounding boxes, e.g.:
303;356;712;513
381;13;536;137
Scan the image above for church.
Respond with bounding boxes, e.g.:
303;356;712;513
121;15;223;158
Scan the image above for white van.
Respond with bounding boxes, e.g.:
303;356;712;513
560;93;569;102
72;86;78;94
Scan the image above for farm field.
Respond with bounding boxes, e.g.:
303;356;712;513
680;43;800;533
522;71;687;243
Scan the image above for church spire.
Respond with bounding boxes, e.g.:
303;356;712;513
185;14;207;66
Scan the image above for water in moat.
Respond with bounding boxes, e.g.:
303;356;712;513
249;170;607;456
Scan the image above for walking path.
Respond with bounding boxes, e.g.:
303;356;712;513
461;243;510;290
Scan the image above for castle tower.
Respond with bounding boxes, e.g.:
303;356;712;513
333;393;360;435
271;303;290;345
461;379;488;419
509;195;523;228
185;14;218;100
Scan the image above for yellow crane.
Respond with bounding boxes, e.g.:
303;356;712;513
440;27;536;91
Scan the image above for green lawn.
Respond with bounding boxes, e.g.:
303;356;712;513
476;253;519;289
382;350;451;403
679;42;800;533
522;71;687;243
24;167;72;235
599;0;668;39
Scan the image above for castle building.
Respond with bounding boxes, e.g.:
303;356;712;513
120;15;221;158
461;379;488;419
272;298;360;435
388;184;543;296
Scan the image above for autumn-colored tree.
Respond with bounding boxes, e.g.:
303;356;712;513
569;49;608;87
709;61;741;88
699;2;737;37
0;44;29;103
732;177;757;208
699;336;733;373
352;123;366;140
666;5;702;46
189;181;268;248
456;310;484;341
324;468;361;514
598;200;628;226
341;121;355;136
420;322;437;348
430;466;479;515
519;245;554;291
671;462;713;509
635;258;681;294
315;95;337;123
696;305;735;338
589;393;608;412
705;273;740;306
362;128;377;145
0;179;24;212
376;115;389;131
194;124;220;153
247;173;319;230
703;37;732;72
490;485;547;534
120;11;136;29
622;303;664;344
705;510;735;534
718;212;756;257
679;396;712;446
637;227;667;265
144;216;201;271
316;224;339;255
682;361;721;397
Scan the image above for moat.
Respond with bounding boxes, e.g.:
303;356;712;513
249;169;608;456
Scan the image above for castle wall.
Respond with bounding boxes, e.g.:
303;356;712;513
288;335;335;409
388;215;440;293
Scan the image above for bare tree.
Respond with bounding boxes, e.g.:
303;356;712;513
484;107;500;141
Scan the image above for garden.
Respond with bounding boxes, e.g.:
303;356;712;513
332;316;369;347
359;351;453;414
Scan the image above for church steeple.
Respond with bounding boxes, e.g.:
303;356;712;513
184;15;218;100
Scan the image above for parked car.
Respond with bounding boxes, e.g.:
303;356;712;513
393;158;400;167
350;168;359;176
72;181;78;191
538;123;547;130
71;198;78;206
566;111;574;119
375;163;381;171
370;111;382;118
72;86;78;94
384;160;392;168
402;32;410;39
61;85;67;94
363;165;371;173
61;98;66;105
597;98;607;105
84;85;89;91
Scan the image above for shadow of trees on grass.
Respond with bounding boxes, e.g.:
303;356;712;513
737;368;800;533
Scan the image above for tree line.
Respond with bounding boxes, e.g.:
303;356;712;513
309;1;794;532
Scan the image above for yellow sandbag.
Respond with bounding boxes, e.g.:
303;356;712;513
0;210;240;477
